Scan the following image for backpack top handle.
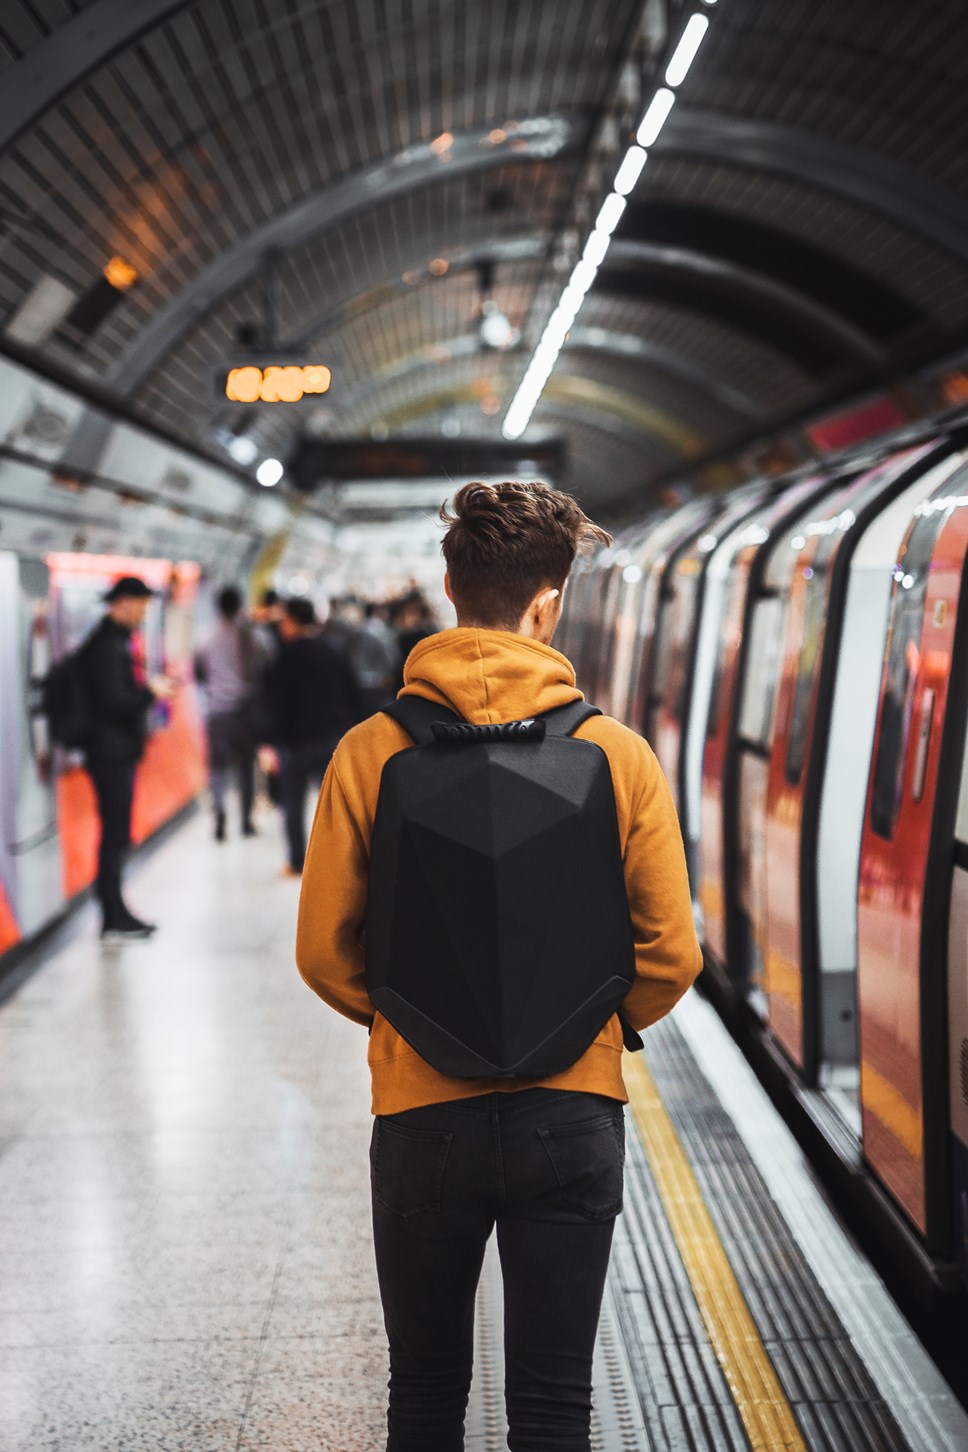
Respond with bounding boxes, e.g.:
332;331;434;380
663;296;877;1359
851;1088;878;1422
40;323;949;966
383;694;601;746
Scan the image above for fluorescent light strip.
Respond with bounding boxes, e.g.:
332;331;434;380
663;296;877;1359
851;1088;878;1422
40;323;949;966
636;87;676;147
665;12;710;86
583;230;611;267
570;256;599;293
503;9;716;440
595;192;627;236
613;145;648;196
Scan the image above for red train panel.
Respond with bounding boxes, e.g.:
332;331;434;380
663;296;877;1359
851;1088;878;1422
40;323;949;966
858;483;968;1245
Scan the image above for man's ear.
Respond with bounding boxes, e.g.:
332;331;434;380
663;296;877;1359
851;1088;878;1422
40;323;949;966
533;587;560;633
536;586;560;617
443;572;454;605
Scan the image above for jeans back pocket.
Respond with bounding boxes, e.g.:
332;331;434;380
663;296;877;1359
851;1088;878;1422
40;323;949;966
371;1118;454;1219
538;1111;625;1221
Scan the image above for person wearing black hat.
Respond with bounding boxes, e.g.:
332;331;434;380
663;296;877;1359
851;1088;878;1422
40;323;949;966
81;576;176;941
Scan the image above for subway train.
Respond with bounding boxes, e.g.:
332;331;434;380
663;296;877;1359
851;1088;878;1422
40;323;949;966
0;352;338;962
558;415;968;1297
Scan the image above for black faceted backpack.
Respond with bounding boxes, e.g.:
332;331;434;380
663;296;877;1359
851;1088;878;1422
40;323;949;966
364;695;637;1079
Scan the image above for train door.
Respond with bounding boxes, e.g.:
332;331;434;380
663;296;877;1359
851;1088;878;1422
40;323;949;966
624;497;717;740
858;484;968;1252
575;553;618;704
759;441;950;1074
562;562;596;686
591;560;625;708
698;541;750;974
950;725;968;1283
650;483;773;883
697;475;839;979
0;553;64;940
557;559;585;664
602;520;659;725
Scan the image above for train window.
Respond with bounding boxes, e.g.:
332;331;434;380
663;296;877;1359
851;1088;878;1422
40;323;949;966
671;573;700;718
706;646;727;741
870;509;948;839
707;570;747;741
911;689;936;803
784;567;828;786
651;599;677;706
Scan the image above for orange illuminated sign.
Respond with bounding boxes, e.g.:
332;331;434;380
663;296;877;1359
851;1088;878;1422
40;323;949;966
104;255;139;291
225;364;332;403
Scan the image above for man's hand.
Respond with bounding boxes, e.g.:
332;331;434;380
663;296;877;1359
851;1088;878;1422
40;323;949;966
258;746;280;774
148;674;177;700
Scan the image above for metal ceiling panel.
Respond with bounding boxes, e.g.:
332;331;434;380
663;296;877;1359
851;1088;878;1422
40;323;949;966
2;0;968;517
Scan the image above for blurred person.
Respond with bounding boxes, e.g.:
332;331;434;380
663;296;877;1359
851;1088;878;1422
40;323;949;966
391;590;431;656
260;596;363;875
296;481;702;1451
249;588;285;807
323;595;364;658
251;587;285;654
389;590;433;689
81;576;176;941
350;601;401;716
195;585;262;842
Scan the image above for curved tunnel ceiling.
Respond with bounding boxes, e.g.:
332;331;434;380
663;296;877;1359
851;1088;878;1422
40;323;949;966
0;0;967;518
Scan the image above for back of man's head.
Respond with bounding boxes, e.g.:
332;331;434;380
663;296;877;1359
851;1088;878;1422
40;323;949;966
285;596;317;631
217;585;243;620
440;481;610;630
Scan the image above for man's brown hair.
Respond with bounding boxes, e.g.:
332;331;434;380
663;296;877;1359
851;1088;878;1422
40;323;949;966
440;481;611;629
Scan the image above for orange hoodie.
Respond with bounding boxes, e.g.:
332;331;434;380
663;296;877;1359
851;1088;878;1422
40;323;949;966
296;627;702;1114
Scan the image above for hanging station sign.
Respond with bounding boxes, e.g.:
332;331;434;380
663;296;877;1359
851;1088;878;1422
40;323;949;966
223;364;333;403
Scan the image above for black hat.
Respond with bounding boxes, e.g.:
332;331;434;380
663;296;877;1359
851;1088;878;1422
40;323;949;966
104;575;155;603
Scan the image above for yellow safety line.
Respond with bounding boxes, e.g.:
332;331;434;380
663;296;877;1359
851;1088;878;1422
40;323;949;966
624;1051;807;1451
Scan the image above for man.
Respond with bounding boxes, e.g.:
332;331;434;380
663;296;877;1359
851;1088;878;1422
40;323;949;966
296;481;702;1451
389;589;433;689
251;587;284;655
195;585;261;841
261;597;363;875
349;601;401;716
81;575;174;941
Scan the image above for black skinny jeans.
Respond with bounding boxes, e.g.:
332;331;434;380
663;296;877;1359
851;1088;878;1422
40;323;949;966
370;1087;625;1452
277;739;338;871
206;709;255;824
86;756;136;927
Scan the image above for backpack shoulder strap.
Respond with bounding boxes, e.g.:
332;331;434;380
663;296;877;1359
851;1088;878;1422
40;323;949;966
383;695;463;745
538;699;603;738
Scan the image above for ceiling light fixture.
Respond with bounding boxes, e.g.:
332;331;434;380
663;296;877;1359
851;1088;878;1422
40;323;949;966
227;435;258;465
480;300;518;349
503;8;720;440
477;260;520;350
613;145;648;196
569;257;599;294
636;88;676;147
594;192;627;237
582;230;611;267
256;457;284;487
664;13;710;87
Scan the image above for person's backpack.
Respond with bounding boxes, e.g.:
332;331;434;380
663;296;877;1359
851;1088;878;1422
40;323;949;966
365;695;637;1079
41;648;92;750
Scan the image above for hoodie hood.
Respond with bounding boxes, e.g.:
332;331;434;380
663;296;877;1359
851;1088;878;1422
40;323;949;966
400;628;583;724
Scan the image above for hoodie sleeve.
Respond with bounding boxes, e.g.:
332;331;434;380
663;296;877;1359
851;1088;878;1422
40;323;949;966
619;738;704;1031
295;756;373;1027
